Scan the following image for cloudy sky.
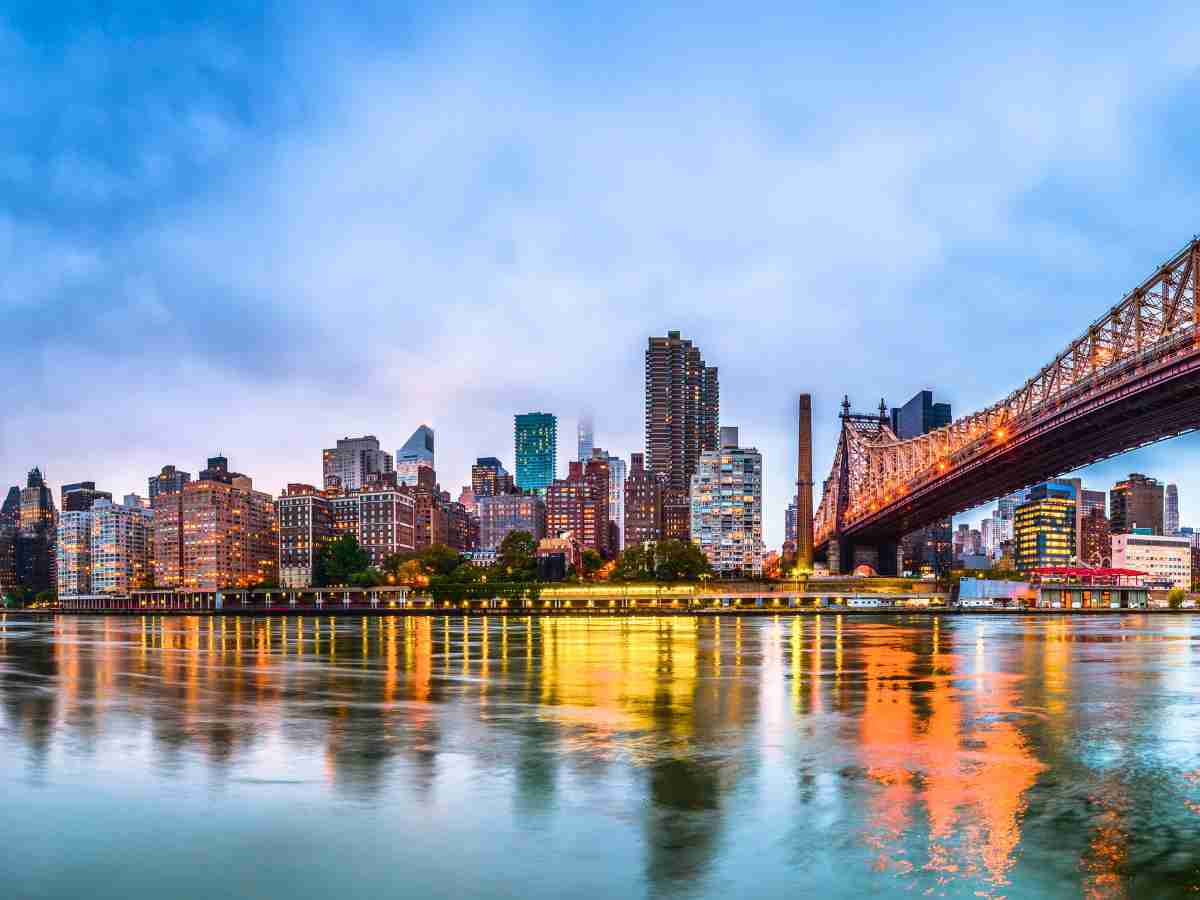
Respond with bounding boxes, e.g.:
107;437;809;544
2;3;1199;545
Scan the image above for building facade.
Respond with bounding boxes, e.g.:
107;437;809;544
89;499;154;595
1080;507;1112;567
154;457;277;591
0;487;19;594
1111;532;1190;589
276;484;335;589
395;425;435;487
546;459;610;556
471;457;514;499
56;511;93;597
61;481;111;513
891;390;953;574
1166;483;1180;535
18;468;57;594
593;448;626;552
624;453;663;546
478;494;546;550
577;413;594;464
645;331;719;492
689;426;764;577
1110;473;1164;535
1014;482;1077;571
515;412;557;494
331;485;416;567
322;435;393;492
889;390;952;441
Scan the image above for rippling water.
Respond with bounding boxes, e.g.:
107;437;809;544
3;613;1200;898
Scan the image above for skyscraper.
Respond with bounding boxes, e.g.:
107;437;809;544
891;390;953;573
0;487;19;594
17;468;56;594
395;425;435;487
322;435;393;492
1110;473;1164;535
644;331;719;493
1166;483;1180;535
546;458;610;556
690;426;763;576
89;498;154;595
515;413;557;495
56;511;93;597
577;413;594;464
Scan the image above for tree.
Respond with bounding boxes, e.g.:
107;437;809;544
580;549;604;579
420;544;463;577
1168;587;1187;609
316;533;371;586
497;531;537;577
611;544;654;582
654;540;713;582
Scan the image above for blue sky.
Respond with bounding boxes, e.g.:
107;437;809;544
2;2;1199;545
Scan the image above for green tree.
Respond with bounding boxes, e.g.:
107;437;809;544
1168;587;1187;609
611;544;654;582
654;540;712;582
420;544;463;577
579;548;604;580
316;533;371;586
497;530;537;577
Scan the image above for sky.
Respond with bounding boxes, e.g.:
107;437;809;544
2;2;1199;547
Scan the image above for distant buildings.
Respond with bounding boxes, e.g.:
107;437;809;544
1014;482;1076;571
690;426;763;576
471;457;514;499
1080;506;1112;567
594;448;626;552
0;487;19;594
322;435;393;492
148;465;191;500
276;484;335;589
395;425;435;487
153;456;277;591
61;481;111;512
1166;483;1180;536
1110;473;1163;535
889;390;952;441
577;414;594;464
1111;532;1190;589
478;494;546;550
515;413;557;495
546;458;610;557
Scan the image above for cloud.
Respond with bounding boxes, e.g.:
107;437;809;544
2;4;1200;545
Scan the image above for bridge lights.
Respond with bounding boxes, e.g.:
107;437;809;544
994;427;1007;440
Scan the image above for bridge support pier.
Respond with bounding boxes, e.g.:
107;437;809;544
829;537;903;576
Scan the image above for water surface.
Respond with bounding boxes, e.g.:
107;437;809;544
3;613;1200;898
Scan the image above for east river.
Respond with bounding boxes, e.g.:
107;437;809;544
3;614;1200;898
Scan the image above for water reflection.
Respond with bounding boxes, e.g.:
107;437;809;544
3;613;1200;898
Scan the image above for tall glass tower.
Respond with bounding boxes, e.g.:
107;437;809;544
515;413;557;495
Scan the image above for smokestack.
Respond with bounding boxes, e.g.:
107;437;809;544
796;394;814;571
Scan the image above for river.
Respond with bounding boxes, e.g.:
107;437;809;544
2;613;1199;898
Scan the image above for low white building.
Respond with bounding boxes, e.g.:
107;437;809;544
1111;532;1191;589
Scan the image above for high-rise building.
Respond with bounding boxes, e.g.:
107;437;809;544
593;448;626;552
624;453;663;546
690;426;763;576
322;435;393;492
17;468;56;594
1166;483;1180;536
644;331;719;492
0;487;19;594
471;457;514;499
56;511;93;597
891;390;953;573
980;518;994;557
148;465;191;500
478;494;546;550
577;414;594;464
1110;473;1164;535
1112;532;1190;589
90;498;154;595
1014;482;1077;571
276;484;335;589
395;425;435;487
515;413;557;495
546;458;610;557
153;457;277;591
61;481;112;513
889;390;952;441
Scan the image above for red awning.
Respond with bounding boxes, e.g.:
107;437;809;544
1031;566;1147;577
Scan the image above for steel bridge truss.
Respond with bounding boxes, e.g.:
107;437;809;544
815;238;1200;548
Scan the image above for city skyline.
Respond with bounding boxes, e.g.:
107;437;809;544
3;6;1200;549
